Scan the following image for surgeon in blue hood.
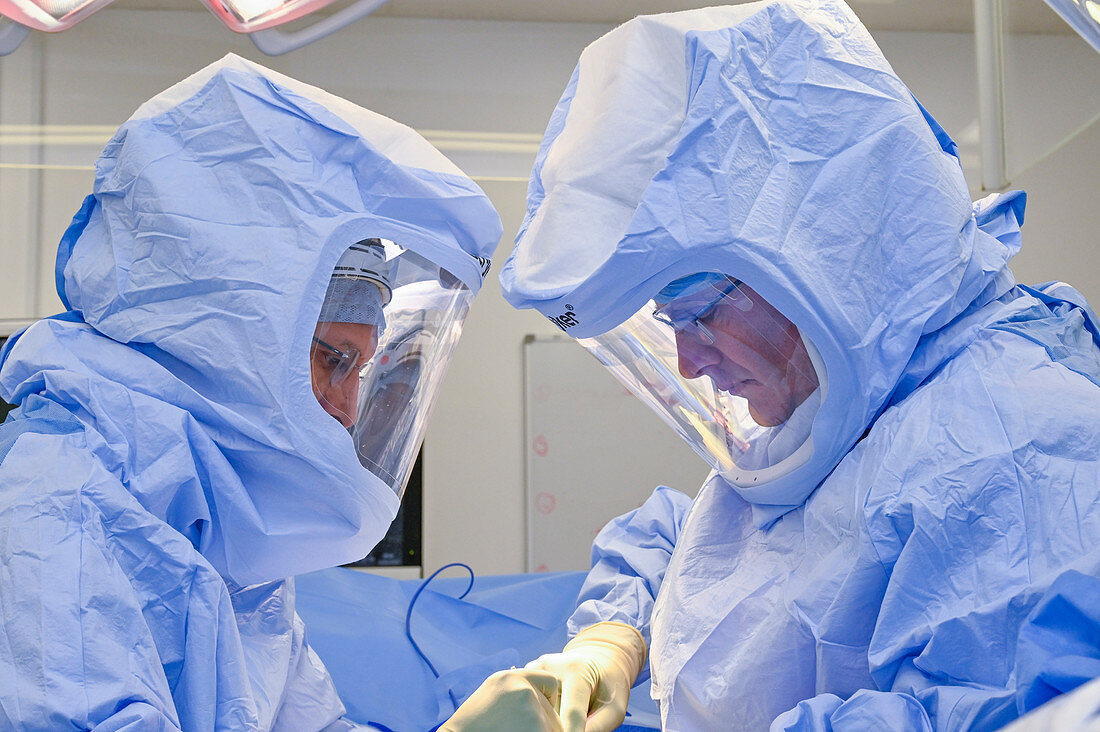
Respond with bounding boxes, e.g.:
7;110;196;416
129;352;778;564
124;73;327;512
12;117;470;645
499;2;1100;730
0;54;542;730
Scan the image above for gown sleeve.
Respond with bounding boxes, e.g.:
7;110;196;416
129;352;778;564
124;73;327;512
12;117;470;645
567;484;695;653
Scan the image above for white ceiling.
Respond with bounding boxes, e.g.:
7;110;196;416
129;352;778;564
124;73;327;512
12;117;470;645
109;0;1076;35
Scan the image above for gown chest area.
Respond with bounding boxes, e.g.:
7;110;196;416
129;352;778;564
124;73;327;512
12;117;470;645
648;470;886;726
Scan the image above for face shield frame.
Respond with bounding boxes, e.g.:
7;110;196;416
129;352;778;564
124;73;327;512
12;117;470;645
308;232;477;502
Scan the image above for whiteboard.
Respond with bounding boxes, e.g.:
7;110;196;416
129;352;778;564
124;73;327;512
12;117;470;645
523;336;711;573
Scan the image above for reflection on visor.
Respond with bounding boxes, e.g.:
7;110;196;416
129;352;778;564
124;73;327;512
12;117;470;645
580;272;826;485
352;276;469;500
356;355;422;481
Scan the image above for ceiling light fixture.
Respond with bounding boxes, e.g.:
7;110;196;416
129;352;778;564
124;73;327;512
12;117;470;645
199;0;335;33
0;0;391;55
0;0;116;32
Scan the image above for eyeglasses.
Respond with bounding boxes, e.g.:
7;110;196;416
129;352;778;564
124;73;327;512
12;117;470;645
312;336;365;386
652;278;750;344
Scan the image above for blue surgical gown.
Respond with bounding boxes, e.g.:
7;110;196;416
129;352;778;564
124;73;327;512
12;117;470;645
569;277;1100;730
0;54;501;730
495;2;1100;730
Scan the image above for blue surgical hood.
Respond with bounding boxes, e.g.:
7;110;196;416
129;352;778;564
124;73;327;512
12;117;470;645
0;54;502;586
500;0;1025;517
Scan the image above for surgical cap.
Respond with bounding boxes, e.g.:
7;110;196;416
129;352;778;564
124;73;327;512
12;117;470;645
318;240;391;334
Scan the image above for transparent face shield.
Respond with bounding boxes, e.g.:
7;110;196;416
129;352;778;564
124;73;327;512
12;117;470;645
578;272;827;484
311;238;473;499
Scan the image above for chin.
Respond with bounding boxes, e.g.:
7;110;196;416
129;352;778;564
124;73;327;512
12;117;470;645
747;398;792;428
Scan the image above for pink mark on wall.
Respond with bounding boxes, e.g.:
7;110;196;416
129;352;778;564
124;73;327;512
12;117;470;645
533;435;549;457
536;492;557;514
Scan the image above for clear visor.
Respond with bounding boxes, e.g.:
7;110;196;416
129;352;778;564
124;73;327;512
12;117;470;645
578;272;826;484
312;238;473;499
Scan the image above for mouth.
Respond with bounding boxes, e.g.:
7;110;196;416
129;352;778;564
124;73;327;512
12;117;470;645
699;367;756;397
718;379;755;397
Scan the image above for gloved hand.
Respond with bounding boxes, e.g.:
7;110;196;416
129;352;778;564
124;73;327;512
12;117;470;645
524;622;648;732
440;668;564;732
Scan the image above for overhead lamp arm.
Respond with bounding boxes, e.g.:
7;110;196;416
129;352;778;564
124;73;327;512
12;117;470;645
973;0;1008;191
248;0;390;55
0;17;30;56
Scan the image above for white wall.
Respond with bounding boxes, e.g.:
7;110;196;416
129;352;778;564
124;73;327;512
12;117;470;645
0;11;1097;577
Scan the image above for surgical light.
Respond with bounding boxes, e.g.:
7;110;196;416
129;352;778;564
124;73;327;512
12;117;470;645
0;0;116;32
198;0;336;33
0;0;391;55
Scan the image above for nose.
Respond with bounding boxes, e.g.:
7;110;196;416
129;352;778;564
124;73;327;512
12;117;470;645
320;375;359;429
676;330;719;380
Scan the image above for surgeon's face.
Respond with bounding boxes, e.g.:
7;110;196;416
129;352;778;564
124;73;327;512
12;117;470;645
311;322;379;429
673;283;818;427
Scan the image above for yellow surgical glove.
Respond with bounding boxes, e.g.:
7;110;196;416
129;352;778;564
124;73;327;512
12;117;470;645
524;622;648;732
440;668;565;732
